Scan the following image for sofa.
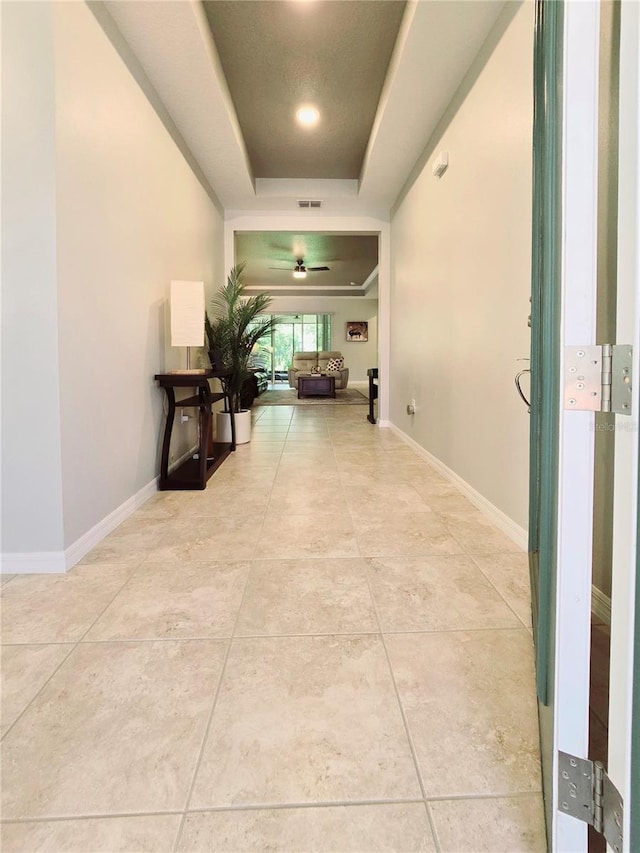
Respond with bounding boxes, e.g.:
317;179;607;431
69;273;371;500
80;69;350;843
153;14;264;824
288;351;349;390
240;354;269;408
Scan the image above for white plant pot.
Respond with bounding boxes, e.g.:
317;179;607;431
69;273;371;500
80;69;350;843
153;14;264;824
216;409;251;445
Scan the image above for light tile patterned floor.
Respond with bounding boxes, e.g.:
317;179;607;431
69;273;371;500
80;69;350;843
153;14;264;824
0;405;546;852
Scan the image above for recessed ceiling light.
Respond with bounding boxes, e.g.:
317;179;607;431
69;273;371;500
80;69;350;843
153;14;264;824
296;106;319;127
349;281;358;287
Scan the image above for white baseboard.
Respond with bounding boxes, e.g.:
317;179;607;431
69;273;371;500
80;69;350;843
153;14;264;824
1;445;202;575
63;476;159;571
387;423;528;551
1;477;159;575
591;585;611;624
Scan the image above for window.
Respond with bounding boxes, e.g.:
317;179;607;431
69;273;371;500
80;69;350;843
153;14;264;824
250;314;333;382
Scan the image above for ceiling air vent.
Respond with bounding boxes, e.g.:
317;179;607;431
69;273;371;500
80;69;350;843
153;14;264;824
297;200;322;209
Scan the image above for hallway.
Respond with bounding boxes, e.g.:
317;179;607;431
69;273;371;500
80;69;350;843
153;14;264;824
1;406;545;852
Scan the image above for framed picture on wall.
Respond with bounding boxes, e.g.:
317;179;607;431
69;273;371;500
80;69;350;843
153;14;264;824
346;321;368;342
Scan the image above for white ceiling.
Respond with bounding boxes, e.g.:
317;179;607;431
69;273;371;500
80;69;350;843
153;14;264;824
99;0;506;293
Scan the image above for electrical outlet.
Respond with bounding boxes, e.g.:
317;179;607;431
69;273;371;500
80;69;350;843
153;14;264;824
407;399;416;415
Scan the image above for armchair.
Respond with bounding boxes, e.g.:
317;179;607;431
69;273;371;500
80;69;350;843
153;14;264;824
288;350;349;390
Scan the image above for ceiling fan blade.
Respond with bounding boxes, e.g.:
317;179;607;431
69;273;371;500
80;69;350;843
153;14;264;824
306;266;330;272
268;266;292;270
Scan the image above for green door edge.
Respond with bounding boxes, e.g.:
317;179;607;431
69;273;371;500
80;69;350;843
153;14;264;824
528;0;564;843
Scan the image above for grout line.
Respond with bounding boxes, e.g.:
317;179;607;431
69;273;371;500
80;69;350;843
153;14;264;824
0;811;184;825
360;562;441;853
0;791;543;826
0;643;77;742
184;797;427;814
468;553;533;631
381;625;533;637
0;569;135;742
1;624;532;651
172;552;255;853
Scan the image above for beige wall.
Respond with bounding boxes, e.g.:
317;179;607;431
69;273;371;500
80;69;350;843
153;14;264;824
268;297;378;382
1;2;65;555
390;2;533;529
1;2;225;560
53;2;225;547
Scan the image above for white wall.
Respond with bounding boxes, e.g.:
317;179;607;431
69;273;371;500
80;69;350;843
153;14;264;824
53;2;224;547
1;2;225;565
268;297;378;382
390;2;533;529
1;3;65;556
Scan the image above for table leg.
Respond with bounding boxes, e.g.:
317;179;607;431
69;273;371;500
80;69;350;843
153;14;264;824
159;387;176;488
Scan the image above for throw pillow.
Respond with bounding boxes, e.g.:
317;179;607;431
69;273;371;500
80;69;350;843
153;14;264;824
326;357;344;371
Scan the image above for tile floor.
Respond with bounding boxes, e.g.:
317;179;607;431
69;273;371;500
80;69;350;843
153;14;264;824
0;404;546;852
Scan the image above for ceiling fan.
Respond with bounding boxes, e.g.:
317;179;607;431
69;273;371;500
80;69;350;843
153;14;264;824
269;258;330;278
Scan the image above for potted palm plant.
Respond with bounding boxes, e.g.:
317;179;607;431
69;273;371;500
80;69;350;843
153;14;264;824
205;263;278;444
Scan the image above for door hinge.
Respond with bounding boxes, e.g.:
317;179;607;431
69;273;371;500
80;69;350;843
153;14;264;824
558;751;624;852
564;344;633;413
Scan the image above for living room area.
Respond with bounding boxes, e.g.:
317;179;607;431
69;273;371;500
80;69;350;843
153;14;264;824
245;306;377;409
234;232;380;409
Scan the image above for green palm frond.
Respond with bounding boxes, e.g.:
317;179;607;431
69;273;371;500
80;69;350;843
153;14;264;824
206;263;279;412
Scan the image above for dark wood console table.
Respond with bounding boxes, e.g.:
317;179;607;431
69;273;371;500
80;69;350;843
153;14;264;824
154;370;236;490
367;367;378;424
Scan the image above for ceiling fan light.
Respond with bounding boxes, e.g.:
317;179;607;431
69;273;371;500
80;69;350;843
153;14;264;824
293;270;307;279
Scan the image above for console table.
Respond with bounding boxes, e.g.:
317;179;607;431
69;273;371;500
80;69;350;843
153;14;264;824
154;370;236;490
367;367;378;424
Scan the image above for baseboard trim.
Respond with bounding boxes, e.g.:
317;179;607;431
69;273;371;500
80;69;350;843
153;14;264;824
1;446;203;575
0;551;66;574
63;477;159;571
591;585;611;625
2;477;159;575
387;423;528;551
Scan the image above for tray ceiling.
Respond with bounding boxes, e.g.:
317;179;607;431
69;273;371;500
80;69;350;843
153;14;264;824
98;0;507;296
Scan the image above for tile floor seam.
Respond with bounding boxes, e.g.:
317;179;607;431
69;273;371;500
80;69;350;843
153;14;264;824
1;566;135;741
233;629;381;640
336;440;368;562
422;790;545;802
0;811;185;825
73;636;234;645
361;559;442;853
468;553;532;630
381;625;535;638
172;549;255;853
183;797;427;813
0;642;77;743
71;569;150;643
0;641;77;648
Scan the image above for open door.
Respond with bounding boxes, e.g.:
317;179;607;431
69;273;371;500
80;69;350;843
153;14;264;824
529;0;639;849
